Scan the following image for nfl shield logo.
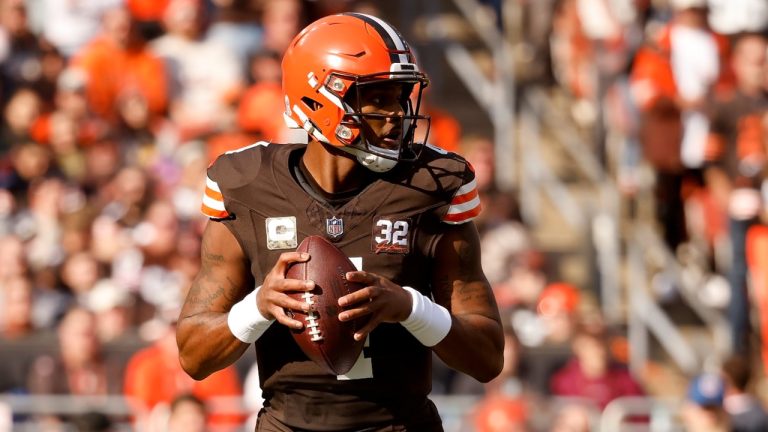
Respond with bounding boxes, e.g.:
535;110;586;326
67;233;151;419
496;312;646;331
326;216;344;237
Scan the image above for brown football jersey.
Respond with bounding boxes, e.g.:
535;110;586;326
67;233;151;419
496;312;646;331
202;142;481;431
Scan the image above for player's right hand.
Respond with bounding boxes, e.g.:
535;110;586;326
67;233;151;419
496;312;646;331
257;252;315;329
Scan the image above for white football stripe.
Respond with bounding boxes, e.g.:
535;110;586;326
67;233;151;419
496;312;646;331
363;14;408;63
206;176;221;192
318;86;348;111
224;141;269;155
311;127;331;144
202;194;226;211
307;72;319;89
446;196;481;214
443;217;476;225
454;179;478;197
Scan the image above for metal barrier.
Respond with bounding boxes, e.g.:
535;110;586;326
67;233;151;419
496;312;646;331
601;396;686;432
510;78;728;378
0;394;142;431
0;393;697;431
0;394;479;431
445;0;517;192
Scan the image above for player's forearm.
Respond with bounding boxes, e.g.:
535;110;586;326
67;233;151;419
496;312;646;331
433;314;504;382
177;312;249;380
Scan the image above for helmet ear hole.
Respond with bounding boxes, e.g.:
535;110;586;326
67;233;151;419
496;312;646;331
301;97;324;112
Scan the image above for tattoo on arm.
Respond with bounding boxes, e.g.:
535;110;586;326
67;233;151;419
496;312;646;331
457;283;491;303
202;243;224;263
453;237;493;304
185;246;246;311
187;285;226;308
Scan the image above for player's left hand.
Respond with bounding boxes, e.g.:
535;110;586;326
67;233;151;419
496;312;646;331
338;271;413;341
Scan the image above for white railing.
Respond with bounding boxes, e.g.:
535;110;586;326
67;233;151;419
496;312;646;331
445;0;516;192
0;393;691;431
520;88;624;324
601;396;686;432
433;0;724;418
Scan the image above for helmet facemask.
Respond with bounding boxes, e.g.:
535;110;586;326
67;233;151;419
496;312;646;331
334;70;431;172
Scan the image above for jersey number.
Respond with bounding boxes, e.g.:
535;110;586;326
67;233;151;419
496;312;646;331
373;219;410;254
375;220;408;245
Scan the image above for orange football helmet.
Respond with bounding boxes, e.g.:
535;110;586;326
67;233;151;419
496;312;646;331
282;13;430;172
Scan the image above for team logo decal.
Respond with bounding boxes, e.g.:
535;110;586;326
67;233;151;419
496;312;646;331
326;216;344;238
265;216;298;250
372;217;410;254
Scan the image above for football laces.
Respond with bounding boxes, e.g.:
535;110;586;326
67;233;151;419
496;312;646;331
302;292;323;342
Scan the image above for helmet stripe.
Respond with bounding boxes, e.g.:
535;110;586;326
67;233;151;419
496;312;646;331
344;13;409;64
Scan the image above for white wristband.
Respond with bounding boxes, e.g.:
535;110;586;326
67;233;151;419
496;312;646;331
227;287;274;343
400;286;452;347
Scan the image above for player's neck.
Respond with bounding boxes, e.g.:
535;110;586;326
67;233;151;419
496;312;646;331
302;141;373;194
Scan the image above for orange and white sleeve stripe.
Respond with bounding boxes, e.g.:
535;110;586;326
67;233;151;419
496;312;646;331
442;178;482;224
201;176;230;219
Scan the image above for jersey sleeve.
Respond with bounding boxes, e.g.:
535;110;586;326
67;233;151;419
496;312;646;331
200;141;269;219
442;163;482;224
201;175;230;219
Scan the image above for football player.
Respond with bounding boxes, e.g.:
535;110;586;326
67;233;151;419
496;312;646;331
177;12;504;431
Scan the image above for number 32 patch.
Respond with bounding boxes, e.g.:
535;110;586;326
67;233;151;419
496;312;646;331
372;217;410;254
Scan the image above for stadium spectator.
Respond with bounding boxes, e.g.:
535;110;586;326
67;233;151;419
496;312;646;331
167;393;208;432
681;372;731;432
70;5;168;123
70;411;114;432
549;322;644;410
458;135;523;235
124;316;243;430
60;250;102;300
548;402;594;432
536;282;582;345
127;0;171;41
25;177;67;269
721;355;768;432
1;88;41;154
472;327;531;431
27;306;124;395
4;141;52;207
206;0;263;72
473;396;528;432
236;48;287;143
630;0;732;252
28;67;109;155
746;223;768;377
479;220;536;302
37;0;121;58
414;89;461;154
260;0;303;55
151;0;243;142
0;235;27;284
708;0;768;37
704;32;768;354
0;274;35;340
549;0;594;102
84;278;136;344
0;0;64;108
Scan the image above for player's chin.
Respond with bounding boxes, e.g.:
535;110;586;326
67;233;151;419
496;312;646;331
377;137;400;150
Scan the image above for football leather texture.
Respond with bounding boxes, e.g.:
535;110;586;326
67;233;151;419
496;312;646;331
286;235;366;375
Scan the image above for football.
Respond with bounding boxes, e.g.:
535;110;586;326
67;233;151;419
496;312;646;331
285;235;366;375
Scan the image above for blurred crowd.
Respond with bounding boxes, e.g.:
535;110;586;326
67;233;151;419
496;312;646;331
3;0;768;431
462;0;768;430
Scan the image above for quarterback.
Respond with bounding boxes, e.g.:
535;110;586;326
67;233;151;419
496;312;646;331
176;12;504;431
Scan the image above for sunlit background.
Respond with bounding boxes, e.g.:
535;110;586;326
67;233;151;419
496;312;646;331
2;0;768;431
